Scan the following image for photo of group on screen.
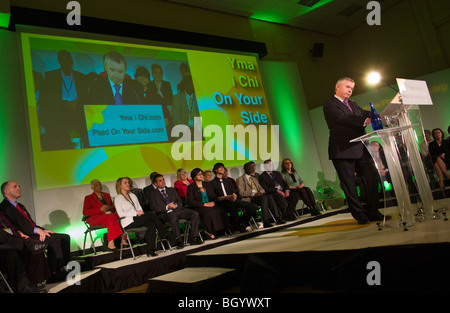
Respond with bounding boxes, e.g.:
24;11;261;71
32;49;199;151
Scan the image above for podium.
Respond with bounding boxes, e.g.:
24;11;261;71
351;79;435;227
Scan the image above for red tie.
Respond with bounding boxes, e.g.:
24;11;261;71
16;203;35;227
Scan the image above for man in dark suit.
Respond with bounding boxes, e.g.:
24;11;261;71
258;159;299;221
210;163;258;232
1;209;51;284
0;181;71;281
323;77;386;224
89;51;143;105
0;232;48;293
144;174;202;246
147;64;174;107
39;50;90;151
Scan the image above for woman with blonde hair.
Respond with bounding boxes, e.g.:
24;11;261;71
114;177;175;257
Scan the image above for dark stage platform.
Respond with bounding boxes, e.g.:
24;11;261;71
48;198;450;294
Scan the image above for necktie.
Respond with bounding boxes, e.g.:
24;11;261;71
16;204;35;227
343;99;353;112
220;179;227;196
161;189;170;204
114;84;122;105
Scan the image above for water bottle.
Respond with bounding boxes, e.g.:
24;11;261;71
370;102;383;130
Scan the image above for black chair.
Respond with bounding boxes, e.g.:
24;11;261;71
0;270;13;293
119;225;147;260
82;216;106;255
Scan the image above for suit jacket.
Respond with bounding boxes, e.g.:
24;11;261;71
114;193;143;228
210;177;237;199
0;199;40;237
323;96;371;160
0;210;21;238
258;171;290;194
186;182;217;209
146;80;173;106
235;175;265;202
82;192;114;217
89;75;143;105
145;186;184;214
172;91;199;126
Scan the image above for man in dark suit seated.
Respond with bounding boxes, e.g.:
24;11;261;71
323;77;388;224
0;210;50;289
144;174;202;247
0;181;71;282
89;51;143;105
210;163;258;233
236;162;282;228
0;233;47;293
258;159;298;221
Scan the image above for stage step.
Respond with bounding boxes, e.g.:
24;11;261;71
146;267;237;293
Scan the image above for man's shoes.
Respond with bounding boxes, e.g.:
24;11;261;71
368;212;392;222
172;238;185;249
21;283;47;293
190;237;204;245
276;218;286;225
25;240;48;254
356;215;370;224
146;250;158;257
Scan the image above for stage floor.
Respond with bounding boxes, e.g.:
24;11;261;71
46;198;450;293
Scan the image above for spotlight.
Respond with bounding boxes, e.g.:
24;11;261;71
367;71;381;85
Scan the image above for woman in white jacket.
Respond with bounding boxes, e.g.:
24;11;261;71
114;177;175;257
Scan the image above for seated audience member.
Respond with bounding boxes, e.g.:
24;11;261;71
0;180;71;282
210;163;258;232
146;174;203;246
203;170;212;183
174;168;193;204
114;177;176;257
429;128;450;189
0;211;50;291
235;162;281;227
259;159;298;221
368;142;389;178
187;168;229;239
0;230;47;293
280;158;321;216
83;179;124;251
420;129;433;159
223;167;237;189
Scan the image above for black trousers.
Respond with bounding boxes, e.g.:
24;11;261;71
332;151;380;221
218;200;258;231
160;208;200;239
249;194;280;222
266;191;300;219
126;212;172;252
37;233;71;272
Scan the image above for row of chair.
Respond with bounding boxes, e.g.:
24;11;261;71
82;216;202;260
